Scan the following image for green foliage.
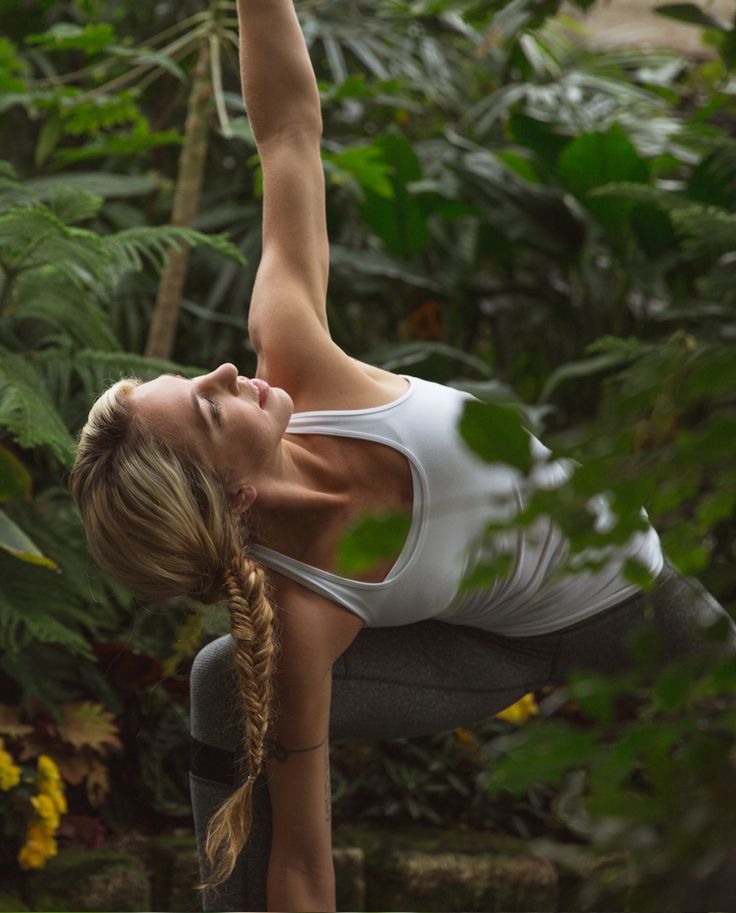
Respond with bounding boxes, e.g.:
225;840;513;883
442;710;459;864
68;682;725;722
459;400;535;473
25;23;118;56
2;0;736;900
336;510;412;575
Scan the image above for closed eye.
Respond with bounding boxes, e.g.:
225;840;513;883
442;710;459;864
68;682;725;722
167;372;221;427
204;396;222;425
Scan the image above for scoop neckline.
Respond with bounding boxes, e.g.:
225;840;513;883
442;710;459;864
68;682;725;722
291;374;415;418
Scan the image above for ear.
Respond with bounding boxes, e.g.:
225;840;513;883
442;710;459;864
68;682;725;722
230;484;257;514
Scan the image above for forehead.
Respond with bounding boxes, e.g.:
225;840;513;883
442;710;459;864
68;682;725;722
131;375;199;436
133;373;183;408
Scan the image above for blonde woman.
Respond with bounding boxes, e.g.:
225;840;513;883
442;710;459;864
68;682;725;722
69;0;736;910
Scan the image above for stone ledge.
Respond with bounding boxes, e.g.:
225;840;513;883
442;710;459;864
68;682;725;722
374;849;558;912
22;849;150;912
0;825;652;911
333;823;630;912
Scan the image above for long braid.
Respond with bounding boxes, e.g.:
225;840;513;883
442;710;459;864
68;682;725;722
225;557;278;783
194;552;281;892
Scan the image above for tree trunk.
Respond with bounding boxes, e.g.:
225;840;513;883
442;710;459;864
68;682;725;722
145;36;213;360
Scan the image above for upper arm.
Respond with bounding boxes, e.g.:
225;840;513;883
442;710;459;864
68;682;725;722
248;128;330;345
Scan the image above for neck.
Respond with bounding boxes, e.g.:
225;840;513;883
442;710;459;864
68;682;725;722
246;435;348;555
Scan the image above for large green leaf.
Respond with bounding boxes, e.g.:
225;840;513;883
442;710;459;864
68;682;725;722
356;127;428;259
0;508;59;570
556;124;650;248
458;399;534;472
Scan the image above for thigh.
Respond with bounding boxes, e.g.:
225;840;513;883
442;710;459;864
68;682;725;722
330;618;559;742
549;557;736;684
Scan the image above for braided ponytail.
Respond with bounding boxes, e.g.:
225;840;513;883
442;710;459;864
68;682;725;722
194;554;281;892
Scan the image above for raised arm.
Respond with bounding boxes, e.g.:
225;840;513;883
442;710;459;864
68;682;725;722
236;0;323;143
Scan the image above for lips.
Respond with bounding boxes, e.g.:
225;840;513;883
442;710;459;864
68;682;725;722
251;378;269;408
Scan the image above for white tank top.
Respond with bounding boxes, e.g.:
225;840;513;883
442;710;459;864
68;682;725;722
248;374;664;635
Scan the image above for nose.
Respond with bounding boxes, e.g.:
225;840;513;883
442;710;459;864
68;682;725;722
211;363;239;389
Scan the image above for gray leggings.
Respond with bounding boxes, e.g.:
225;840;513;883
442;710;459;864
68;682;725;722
189;556;736;911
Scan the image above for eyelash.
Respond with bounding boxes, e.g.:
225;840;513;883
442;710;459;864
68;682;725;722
173;373;221;422
204;397;221;420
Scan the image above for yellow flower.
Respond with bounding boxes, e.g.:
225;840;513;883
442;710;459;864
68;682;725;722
46;785;68;815
30;793;61;830
26;821;57;849
18;843;47;870
0;747;21;791
36;755;67;814
18;822;58;870
37;755;61;781
495;692;540;725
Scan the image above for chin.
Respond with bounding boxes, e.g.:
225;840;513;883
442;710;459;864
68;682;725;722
278;387;295;411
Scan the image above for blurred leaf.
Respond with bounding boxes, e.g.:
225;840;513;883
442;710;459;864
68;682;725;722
654;4;728;30
0;446;32;502
25;23;117;55
557;124;649;246
336;510;412;575
57;701;123;752
484;721;600;797
0;509;59;570
459;400;533;472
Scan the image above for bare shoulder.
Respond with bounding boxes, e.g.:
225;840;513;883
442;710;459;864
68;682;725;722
255;324;408;413
267;570;365;680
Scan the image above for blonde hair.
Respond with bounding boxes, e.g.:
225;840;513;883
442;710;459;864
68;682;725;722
68;376;281;893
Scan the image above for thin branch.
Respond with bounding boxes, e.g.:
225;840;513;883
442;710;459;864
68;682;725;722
31;11;211;88
72;23;211;102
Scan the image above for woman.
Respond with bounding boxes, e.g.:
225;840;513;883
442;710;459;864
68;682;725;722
68;0;736;910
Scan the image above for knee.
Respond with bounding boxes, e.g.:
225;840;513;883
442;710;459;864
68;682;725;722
190;634;242;749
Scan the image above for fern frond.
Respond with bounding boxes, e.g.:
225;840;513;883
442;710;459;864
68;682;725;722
45;185;104;225
671;205;736;256
7;485;133;620
14;268;118;350
0;348;76;465
0;549;94;660
703;136;736;197
24;170;160;202
0;582;25;653
104;224;245;279
0;160;37;215
588;181;690;212
0;204;111;290
66;348;206;404
23;349;73;423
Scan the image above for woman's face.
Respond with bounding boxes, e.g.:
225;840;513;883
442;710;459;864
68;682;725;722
129;362;293;497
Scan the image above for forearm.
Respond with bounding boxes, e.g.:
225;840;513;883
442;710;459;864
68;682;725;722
267;859;336;912
236;0;323;145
